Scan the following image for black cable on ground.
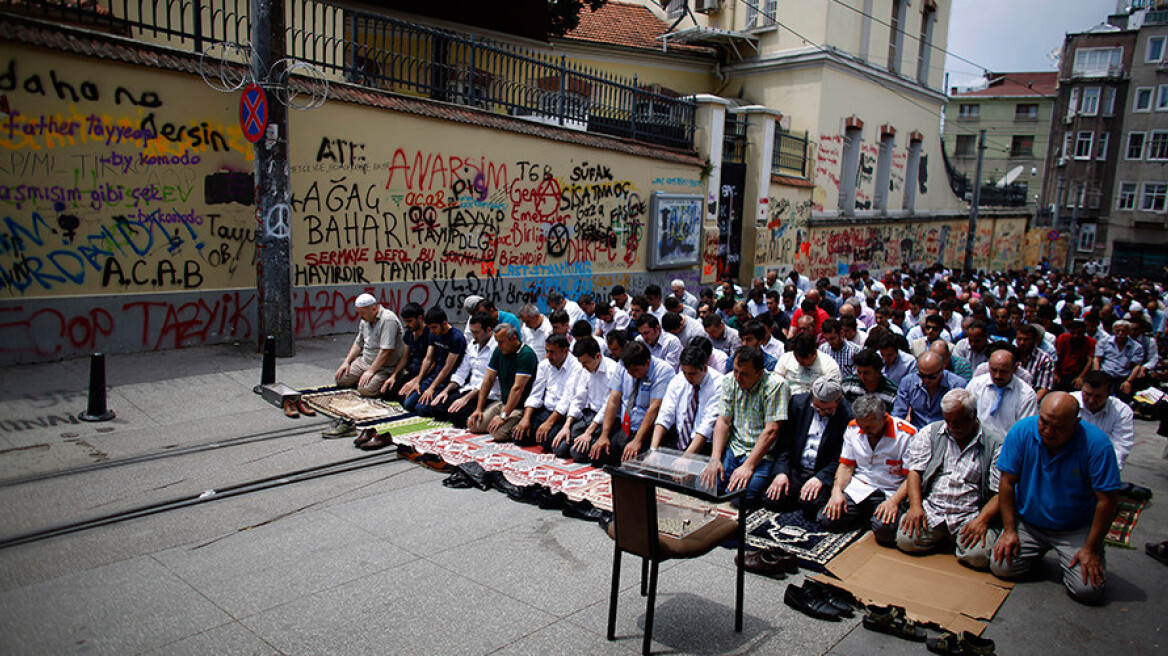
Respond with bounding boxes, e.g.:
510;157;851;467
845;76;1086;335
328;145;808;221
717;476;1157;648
0;450;403;550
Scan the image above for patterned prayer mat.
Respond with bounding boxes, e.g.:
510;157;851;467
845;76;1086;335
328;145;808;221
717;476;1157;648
299;387;406;424
1107;495;1149;548
745;509;863;568
388;427;739;520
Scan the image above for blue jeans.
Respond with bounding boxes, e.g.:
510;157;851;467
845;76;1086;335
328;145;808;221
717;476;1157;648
718;451;775;507
402;375;438;414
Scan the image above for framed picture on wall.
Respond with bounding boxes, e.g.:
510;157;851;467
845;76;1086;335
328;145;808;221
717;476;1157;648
648;193;703;269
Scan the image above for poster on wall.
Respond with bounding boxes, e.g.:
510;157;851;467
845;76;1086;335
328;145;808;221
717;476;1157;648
649;193;703;269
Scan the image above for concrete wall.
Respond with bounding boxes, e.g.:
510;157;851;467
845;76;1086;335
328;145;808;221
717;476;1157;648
0;42;705;365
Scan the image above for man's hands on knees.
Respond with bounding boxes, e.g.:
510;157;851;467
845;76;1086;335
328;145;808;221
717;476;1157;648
700;459;723;491
993;528;1020;564
959;516;990;548
823;490;847;522
899;504;925;537
726;463;753;493
1071;546;1106;588
334;363;348;383
765;474;789;501
799;477;823;502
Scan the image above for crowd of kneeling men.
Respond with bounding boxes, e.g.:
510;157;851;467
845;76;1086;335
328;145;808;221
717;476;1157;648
328;270;1166;606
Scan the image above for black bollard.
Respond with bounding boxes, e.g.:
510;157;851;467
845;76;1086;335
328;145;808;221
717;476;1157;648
78;352;116;422
255;334;277;394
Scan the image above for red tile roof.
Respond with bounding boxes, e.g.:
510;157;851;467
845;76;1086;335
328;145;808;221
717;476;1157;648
954;72;1058;98
561;1;714;55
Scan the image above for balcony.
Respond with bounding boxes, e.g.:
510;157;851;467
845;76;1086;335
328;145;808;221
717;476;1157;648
2;0;697;151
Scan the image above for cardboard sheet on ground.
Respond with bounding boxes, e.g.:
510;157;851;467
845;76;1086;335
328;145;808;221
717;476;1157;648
813;534;1014;636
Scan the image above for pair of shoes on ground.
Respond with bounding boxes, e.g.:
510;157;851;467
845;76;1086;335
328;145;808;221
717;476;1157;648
321;418;356;439
1147;540;1168;565
783;580;857;621
736;546;799;578
282;398;316;418
354;427;393;451
861;604;927;642
926;630;996;655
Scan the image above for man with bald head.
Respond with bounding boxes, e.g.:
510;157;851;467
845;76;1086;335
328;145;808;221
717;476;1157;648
892;352;968;429
930;338;973;382
991;392;1120;604
965;348;1038;439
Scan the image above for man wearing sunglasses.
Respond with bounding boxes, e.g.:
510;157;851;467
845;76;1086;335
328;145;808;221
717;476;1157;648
892;352;968;430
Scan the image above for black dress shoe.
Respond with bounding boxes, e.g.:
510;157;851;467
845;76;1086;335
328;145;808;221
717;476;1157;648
803;580;857;616
358;433;394;450
737;548;797;577
784;583;844;621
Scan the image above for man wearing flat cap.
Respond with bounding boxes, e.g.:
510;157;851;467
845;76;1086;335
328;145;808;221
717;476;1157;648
766;376;854;520
334;293;404;398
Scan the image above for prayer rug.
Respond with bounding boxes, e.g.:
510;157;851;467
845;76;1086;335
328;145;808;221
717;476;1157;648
1106;495;1149;548
299;387;406;424
745;509;863;569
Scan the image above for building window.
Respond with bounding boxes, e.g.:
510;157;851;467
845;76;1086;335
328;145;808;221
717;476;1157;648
667;0;686;20
1078;224;1097;253
955;134;976;157
1096;132;1109;160
1141;182;1168;212
916;4;936;86
903;137;923;212
958;104;979;119
1117;182;1137;210
746;0;776;27
888;0;907;74
1127;132;1146;159
874;132;895;211
1015;103;1038;119
1134;87;1153;112
1147;35;1166;63
1086;180;1102;209
839;125;863;213
1102;87;1116;116
1074;131;1094;159
1080;87;1101;116
1158;85;1168;111
1067;88;1080;118
1148;131;1168;160
1072;47;1123;77
1010;135;1034;157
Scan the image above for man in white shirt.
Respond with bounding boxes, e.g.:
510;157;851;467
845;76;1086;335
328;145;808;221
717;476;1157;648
1072;371;1135;470
552;338;618;460
671;278;699;311
513;334;580;448
578;342;672;466
645;284;667;319
965;348;1039;439
651;343;724;454
594;300;630;339
662;311;706;350
519;304;552;360
818;395;915;546
953;321;991;371
547;291;586;327
610;285;632;313
429;312;498;430
775;333;842;396
840;315;868;348
635;313;682;371
663;295;697;319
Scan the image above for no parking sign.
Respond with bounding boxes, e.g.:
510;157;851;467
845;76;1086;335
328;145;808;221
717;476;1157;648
240;83;268;144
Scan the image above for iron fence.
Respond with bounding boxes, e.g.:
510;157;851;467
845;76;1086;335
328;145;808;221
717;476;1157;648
2;0;696;150
723;112;747;164
772;128;808;178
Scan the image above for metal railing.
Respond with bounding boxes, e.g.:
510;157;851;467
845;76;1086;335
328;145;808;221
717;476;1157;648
723;113;747;164
772;128;808;178
2;0;697;151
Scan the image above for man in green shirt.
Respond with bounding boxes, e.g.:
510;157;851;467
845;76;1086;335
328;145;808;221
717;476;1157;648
700;345;790;507
469;323;538;442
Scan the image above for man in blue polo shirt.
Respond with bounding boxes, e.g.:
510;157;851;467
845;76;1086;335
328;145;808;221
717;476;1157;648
990;392;1120;604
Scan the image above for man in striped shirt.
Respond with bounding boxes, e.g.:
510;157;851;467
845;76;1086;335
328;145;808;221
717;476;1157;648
1015;323;1055;402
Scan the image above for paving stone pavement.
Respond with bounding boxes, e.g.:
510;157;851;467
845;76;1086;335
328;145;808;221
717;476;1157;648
0;337;1165;655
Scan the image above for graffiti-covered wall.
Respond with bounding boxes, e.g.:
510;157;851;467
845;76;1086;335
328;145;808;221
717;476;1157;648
754;174;1029;280
0;42;704;365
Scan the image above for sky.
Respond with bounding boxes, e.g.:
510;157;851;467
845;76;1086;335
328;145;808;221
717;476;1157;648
944;0;1124;89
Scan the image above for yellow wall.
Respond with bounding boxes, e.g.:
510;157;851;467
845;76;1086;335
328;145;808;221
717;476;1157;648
0;42;705;363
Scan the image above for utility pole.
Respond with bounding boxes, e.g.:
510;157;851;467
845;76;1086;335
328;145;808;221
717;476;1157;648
962;129;986;275
252;0;294;357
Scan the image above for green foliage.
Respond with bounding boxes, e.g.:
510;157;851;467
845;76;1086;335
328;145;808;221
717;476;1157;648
547;0;608;37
